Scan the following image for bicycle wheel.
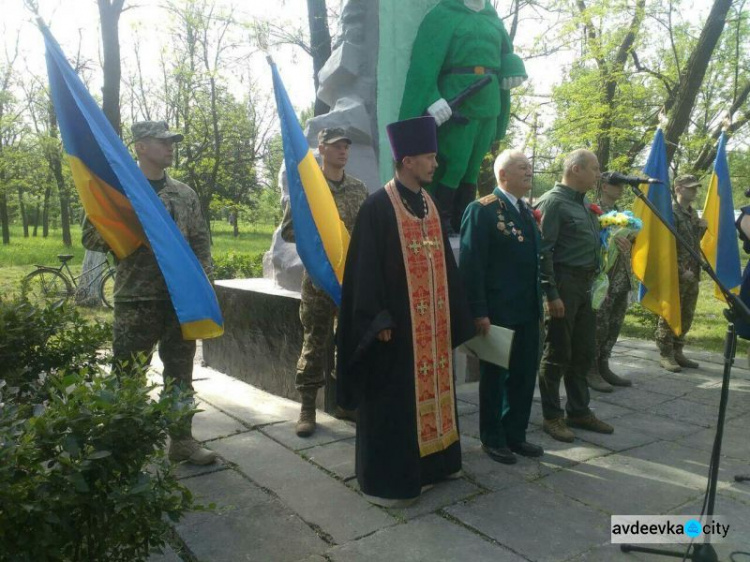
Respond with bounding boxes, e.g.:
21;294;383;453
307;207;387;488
22;269;73;306
99;269;116;309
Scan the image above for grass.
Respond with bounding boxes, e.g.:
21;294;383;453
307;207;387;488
621;277;744;355
0;221;275;324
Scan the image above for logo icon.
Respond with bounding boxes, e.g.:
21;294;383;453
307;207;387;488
685;519;703;538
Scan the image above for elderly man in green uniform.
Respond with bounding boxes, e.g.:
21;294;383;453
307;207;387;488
281;128;368;437
399;0;527;233
459;149;544;464
82;121;217;466
587;176;634;392
535;149;614;443
655;175;707;372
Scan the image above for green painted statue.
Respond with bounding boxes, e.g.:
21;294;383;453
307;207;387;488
398;0;527;232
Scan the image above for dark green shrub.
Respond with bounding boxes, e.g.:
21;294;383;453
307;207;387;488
213;250;265;279
0;298;196;561
0;371;194;561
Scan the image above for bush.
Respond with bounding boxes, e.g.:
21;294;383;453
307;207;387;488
0;299;110;407
0;298;196;561
213;250;265;279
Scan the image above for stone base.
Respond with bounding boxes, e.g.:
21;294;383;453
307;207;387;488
204;278;330;412
204;278;478;413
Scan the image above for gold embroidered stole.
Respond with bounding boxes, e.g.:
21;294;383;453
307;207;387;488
385;181;458;457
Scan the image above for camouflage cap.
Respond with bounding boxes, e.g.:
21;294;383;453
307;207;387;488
131;121;184;143
674;174;701;189
318;127;351;145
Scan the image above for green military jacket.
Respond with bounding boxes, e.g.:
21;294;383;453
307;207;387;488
82;173;212;302
598;200;632;293
673;201;706;281
398;0;526;140
459;187;542;325
534;183;601;301
280;171;368;299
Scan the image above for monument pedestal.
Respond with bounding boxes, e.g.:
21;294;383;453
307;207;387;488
203;278;478;412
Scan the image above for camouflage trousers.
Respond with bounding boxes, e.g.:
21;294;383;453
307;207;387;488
113;300;196;389
655;277;700;356
595;290;630;362
296;277;337;392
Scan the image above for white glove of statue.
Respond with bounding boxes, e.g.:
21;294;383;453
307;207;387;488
500;75;526;89
427;98;453;126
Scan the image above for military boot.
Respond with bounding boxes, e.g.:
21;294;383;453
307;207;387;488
599;359;632;387
659;354;682;373
169;437;218;466
542;418;575;443
674;348;699;369
434;184;456;235
586;364;614;393
296;389;317;437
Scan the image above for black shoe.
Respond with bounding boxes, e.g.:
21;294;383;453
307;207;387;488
509;441;544;458
481;444;517;465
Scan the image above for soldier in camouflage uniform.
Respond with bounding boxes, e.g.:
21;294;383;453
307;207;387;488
280;128;369;437
655;175;707;372
82;121;217;466
587;179;634;392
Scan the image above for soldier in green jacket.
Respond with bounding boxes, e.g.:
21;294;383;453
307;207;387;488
655;175;707;372
534;149;615;443
588;178;634;392
459;150;544;464
280;128;368;437
399;0;527;233
82;121;217;466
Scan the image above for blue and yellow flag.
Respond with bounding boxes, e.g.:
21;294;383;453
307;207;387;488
700;132;741;300
42;25;223;339
632;128;682;335
269;59;349;305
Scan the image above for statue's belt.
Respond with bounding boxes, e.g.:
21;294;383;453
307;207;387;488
442;66;500;76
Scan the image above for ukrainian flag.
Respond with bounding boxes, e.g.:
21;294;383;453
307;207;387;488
700;132;741;300
42;25;223;339
632;128;682;336
269;59;349;305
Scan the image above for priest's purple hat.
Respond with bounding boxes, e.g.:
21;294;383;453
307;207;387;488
386;116;438;161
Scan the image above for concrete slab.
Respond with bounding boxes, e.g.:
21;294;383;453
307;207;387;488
192;402;249;442
147;545;182;562
176;469;327;562
261;418;355;451
673;424;750;462
327;514;525;561
445;484;611;562
594;387;677;412
539;449;706;515
173;458;231;480
455;382;479;405
672;493;750;554
458;412;480;439
208;431;396;544
460;436;542;489
388;477;483;520
302;438;356;481
192;367;299;426
456;399;479;416
588;399;637;420
651;398;728;428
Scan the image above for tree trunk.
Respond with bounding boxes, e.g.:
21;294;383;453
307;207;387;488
18;187;28;237
47;103;72;247
33;204;40;237
77;250;107;306
0;191;9;244
42;185;51;237
307;0;332;116
663;0;734;164
97;0;125;137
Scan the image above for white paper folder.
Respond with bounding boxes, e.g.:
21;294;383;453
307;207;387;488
459;325;515;369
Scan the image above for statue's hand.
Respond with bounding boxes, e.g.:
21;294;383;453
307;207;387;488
500;76;526;89
427;98;453;126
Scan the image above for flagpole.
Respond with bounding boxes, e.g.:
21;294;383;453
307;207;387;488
622;182;749;562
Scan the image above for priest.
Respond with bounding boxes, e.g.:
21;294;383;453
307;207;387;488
336;116;475;508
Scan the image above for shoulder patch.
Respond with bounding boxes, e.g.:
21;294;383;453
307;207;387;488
479;194;498;206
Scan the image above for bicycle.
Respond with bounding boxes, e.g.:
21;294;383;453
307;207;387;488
22;253;116;309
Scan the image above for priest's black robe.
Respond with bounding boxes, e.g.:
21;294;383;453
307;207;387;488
336;180;475;500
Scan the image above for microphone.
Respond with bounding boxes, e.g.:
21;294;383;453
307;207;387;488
601;171;663;186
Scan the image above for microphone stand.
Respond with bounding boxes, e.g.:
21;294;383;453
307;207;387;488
620;183;750;562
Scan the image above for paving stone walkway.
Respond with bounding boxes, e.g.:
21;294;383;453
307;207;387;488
149;338;750;562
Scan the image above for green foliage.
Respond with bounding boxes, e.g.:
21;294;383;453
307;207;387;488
0;371;194;562
0;299;110;406
0;298;196;561
213;250;265;279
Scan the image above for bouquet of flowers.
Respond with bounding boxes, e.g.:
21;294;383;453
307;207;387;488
591;210;643;310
